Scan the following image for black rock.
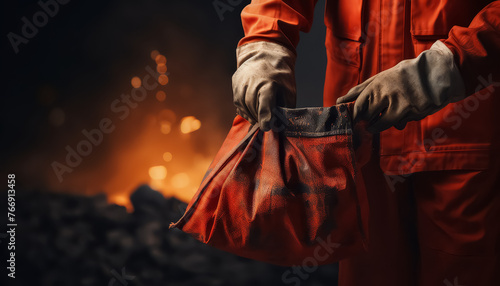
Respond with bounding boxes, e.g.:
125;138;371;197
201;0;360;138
12;188;339;286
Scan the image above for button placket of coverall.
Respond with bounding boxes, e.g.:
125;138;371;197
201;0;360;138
378;0;414;161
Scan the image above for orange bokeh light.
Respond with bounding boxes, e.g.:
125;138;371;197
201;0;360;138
156;90;166;102
158;75;169;85
149;166;167;180
163;152;173;162
160;121;172;134
180;116;201;134
157;64;167;74
155;55;167;65
131;77;142;88
150;50;160;60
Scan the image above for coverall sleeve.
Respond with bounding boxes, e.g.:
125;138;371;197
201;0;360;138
443;1;500;95
238;0;319;52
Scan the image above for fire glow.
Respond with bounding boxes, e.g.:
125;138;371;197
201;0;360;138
123;50;208;208
180;116;201;134
46;49;214;211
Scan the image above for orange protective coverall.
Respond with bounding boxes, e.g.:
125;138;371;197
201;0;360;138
238;1;500;285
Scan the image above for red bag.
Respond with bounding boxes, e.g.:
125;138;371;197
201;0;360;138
170;104;371;266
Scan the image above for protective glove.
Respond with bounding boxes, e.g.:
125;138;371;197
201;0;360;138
337;40;466;133
232;41;297;131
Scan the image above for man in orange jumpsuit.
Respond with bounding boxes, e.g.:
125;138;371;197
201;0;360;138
232;1;500;285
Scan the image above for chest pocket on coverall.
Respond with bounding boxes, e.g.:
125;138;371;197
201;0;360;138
409;0;495;170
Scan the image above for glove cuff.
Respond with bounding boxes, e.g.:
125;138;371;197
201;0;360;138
429;40;466;103
236;41;297;70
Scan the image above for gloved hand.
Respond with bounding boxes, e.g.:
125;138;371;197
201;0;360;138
337;40;466;133
232;41;297;131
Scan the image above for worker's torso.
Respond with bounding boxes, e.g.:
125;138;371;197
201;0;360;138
323;0;499;174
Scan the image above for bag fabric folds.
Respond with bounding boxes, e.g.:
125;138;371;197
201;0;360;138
170;104;370;266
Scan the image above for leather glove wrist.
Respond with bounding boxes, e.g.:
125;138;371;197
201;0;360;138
337;40;466;133
232;41;297;131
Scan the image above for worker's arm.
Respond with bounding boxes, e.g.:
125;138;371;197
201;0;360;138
337;1;500;133
232;0;318;130
443;1;500;95
238;0;318;52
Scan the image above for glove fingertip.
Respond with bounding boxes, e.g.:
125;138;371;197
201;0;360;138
259;120;271;132
336;94;354;104
352;102;363;123
395;122;408;130
336;98;346;104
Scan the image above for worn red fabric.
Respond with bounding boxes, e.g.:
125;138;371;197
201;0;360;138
170;104;371;266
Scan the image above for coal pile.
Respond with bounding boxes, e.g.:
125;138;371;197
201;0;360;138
4;186;338;286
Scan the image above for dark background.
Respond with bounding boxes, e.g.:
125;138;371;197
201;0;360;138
1;0;326;198
1;0;333;285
